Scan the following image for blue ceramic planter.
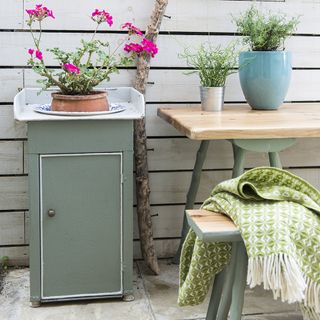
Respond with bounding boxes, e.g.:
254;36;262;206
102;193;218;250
239;51;292;110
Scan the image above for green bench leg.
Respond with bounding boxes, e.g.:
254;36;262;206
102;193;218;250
215;242;239;320
229;241;248;320
173;140;210;264
206;269;227;320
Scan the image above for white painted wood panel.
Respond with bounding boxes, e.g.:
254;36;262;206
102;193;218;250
0;70;23;102
1;32;319;68
0;0;23;29
147;139;266;171
163;0;320;34
11;167;320;213
17;0;319;34
24;211;29;244
148;170;230;205
0;105;27;139
133;239;179;259
0;212;24;245
146;104;186;137
146;168;320;205
23;142;28;174
22;69;320;103
23;0;155;31
133;205;186;239
0;247;28;266
144;69;320;102
147;138;320;171
0;141;23;174
0;176;28;210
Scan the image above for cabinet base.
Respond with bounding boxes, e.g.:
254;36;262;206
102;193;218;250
30;301;41;308
123;294;135;302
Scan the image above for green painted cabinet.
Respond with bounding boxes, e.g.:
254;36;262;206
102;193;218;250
14;88;145;305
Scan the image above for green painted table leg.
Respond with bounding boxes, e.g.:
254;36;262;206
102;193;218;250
232;144;246;178
206;269;227;320
268;152;282;168
216;242;239;320
229;241;248;320
173;140;210;264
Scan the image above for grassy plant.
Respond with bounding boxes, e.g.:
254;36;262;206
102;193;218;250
180;43;238;87
234;7;300;51
1;256;9;271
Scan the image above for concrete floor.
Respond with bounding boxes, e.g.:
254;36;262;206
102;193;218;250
0;260;303;320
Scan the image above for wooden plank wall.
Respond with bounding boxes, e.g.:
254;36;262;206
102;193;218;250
1;0;320;265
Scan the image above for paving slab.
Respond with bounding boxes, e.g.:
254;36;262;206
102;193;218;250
0;264;153;320
0;260;304;320
137;260;208;320
138;260;303;320
243;312;303;320
243;285;300;315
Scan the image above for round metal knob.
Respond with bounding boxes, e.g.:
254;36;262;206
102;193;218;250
47;209;56;217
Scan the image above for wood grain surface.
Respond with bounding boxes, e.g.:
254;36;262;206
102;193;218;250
186;209;238;234
158;104;320;140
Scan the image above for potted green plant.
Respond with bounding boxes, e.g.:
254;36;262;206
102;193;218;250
25;4;158;112
234;7;299;110
180;43;238;112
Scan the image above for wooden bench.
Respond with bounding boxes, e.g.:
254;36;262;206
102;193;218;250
186;209;247;320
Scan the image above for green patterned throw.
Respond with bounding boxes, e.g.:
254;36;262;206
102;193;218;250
179;167;320;319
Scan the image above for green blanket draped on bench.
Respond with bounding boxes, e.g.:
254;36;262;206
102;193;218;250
179;167;320;320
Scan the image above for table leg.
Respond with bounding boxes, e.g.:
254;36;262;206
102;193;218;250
173;140;210;264
268;152;282;168
232;144;246;178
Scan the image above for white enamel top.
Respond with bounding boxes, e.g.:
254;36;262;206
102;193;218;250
14;87;145;121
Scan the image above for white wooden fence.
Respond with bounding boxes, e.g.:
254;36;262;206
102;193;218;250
1;0;320;265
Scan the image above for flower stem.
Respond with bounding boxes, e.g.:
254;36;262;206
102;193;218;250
29;22;68;92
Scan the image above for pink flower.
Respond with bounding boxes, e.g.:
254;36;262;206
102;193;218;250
35;50;43;60
43;7;55;19
91;9;100;17
124;43;144;54
122;22;143;36
141;38;158;57
124;38;158;58
26;9;36;16
91;9;113;27
28;48;34;55
26;4;55;21
63;63;80;74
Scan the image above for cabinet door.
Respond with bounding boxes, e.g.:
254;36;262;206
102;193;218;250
40;153;122;299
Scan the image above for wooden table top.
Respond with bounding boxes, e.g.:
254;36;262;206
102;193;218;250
157;103;320;140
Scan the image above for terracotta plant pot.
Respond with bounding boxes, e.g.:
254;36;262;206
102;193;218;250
51;91;109;112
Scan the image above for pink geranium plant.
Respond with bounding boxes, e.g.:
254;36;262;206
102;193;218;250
26;4;158;95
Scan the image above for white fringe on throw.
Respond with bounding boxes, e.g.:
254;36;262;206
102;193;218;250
247;253;320;320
